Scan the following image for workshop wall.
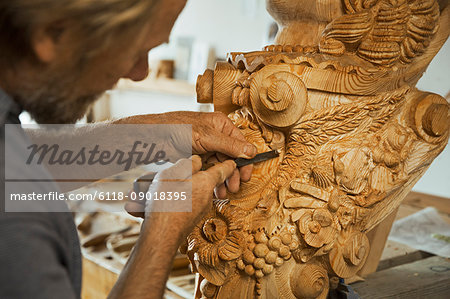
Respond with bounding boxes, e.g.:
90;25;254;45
149;0;273;60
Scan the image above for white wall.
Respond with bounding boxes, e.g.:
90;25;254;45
149;0;272;61
416;40;450;97
108;90;212;118
412;39;450;198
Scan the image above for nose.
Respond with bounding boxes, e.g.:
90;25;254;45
124;55;149;81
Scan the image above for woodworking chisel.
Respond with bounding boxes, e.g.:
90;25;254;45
234;149;280;167
202;149;280;170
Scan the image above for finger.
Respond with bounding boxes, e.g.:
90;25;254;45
226;168;241;193
156;158;193;181
191;155;202;174
210;153;252;183
200;152;215;164
239;164;253;182
206;154;219;164
226;120;247;141
201;132;256;159
216;152;229;162
215;115;255;161
203;160;236;188
202;154;219;170
214;183;228;199
213;112;246;141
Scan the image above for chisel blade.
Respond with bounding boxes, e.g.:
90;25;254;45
234;149;280;167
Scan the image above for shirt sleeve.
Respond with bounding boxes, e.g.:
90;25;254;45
0;213;78;299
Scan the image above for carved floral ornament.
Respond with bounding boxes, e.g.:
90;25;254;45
188;0;450;298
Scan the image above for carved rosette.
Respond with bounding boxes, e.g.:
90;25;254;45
189;0;449;298
297;209;339;248
185;201;245;285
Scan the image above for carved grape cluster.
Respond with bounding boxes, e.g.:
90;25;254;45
236;227;299;278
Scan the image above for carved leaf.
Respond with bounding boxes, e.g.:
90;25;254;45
284;196;327;209
273;88;407;190
196;262;229;287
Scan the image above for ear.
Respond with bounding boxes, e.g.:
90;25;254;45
31;22;65;63
32;28;56;63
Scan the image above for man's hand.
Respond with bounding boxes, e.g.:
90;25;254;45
116;111;256;197
110;156;237;299
125;155;236;230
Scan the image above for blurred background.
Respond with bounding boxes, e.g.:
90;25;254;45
19;0;449;198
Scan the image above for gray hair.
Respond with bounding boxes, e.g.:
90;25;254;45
0;0;159;65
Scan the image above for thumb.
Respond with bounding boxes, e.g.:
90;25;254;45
202;132;256;159
202;160;236;188
191;155;202;174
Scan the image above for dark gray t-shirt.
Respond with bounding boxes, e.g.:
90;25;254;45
0;88;82;298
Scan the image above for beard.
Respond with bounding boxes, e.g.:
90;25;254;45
13;64;103;124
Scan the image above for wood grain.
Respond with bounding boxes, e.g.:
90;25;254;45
352;256;450;299
191;0;450;298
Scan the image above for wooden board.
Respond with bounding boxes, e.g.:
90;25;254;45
352;256;450;299
402;191;450;216
377;240;433;272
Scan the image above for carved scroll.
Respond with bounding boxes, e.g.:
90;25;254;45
185;0;450;298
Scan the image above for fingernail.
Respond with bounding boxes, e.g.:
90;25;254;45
244;144;256;158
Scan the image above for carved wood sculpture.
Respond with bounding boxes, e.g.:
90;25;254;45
185;0;450;298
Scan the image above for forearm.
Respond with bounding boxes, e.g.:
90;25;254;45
24;121;178;192
112;112;188;125
108;214;183;299
25;122;116;181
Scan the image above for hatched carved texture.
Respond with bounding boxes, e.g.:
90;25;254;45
186;0;450;298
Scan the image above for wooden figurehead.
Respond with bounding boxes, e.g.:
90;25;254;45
185;0;450;298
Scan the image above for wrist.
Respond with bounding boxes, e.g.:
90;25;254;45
140;213;185;245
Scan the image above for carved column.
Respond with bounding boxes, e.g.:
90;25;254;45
185;1;450;298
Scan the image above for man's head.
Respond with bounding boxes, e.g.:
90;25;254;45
0;0;187;123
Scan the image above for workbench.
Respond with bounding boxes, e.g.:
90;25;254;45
79;191;450;299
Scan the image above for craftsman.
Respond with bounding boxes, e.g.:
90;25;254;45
0;0;256;298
